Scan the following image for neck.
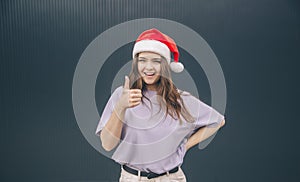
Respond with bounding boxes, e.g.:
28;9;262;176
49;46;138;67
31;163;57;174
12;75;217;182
146;84;157;91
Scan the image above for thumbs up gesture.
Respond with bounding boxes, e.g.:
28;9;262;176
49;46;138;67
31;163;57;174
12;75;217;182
118;76;142;109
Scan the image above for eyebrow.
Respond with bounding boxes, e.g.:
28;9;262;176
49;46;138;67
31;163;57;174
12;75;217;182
138;57;162;60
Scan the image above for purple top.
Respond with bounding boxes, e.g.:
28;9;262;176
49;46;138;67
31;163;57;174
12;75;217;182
96;86;224;173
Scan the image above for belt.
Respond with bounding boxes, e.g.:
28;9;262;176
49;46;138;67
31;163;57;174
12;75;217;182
122;165;179;179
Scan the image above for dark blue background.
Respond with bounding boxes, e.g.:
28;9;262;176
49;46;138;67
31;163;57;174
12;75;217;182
1;0;299;181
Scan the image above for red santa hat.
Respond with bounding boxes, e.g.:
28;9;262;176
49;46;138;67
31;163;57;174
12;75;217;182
132;28;184;73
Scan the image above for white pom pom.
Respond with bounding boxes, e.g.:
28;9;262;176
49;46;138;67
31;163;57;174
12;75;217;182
170;62;184;73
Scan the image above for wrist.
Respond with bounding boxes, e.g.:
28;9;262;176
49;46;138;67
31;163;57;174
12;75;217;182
185;140;190;151
115;101;126;112
185;144;189;151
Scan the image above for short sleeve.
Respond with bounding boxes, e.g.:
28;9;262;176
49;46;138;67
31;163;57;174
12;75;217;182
182;94;225;130
95;86;123;136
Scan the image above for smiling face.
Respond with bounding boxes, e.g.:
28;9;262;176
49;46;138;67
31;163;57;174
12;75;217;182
137;52;162;90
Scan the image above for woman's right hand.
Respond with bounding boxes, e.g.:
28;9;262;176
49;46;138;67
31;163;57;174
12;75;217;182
117;76;142;110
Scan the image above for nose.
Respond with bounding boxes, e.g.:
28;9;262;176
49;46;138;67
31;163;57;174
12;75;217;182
145;61;154;70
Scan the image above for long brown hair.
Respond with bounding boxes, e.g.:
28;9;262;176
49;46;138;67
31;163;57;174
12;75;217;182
128;54;195;124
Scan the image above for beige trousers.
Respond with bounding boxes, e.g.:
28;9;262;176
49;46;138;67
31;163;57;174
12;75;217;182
119;166;187;182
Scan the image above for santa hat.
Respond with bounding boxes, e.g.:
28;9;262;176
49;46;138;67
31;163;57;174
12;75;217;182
132;28;184;73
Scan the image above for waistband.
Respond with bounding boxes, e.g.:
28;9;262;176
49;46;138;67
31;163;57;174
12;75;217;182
122;165;179;179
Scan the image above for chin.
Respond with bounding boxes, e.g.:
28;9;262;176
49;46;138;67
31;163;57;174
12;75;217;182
143;80;156;85
143;77;159;85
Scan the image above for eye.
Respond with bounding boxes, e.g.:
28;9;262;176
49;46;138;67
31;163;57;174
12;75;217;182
138;59;146;62
152;59;162;64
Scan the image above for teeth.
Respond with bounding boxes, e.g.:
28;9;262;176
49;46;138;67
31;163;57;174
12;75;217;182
144;72;155;76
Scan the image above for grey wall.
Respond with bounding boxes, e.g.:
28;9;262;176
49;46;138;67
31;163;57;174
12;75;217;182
1;0;299;181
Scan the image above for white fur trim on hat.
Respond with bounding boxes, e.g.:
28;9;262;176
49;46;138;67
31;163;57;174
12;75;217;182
170;62;184;73
132;40;171;63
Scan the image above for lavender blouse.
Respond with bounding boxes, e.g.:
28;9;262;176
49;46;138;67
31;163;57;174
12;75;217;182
96;86;224;174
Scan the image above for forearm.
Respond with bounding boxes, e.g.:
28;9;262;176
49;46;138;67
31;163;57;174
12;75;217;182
100;102;126;151
185;120;225;151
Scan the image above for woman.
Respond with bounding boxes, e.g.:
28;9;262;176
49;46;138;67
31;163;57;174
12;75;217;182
96;28;225;182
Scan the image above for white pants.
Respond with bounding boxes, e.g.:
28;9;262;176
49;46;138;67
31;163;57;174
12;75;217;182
119;166;187;182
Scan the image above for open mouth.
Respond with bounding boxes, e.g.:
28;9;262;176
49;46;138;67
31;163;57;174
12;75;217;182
144;72;155;76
